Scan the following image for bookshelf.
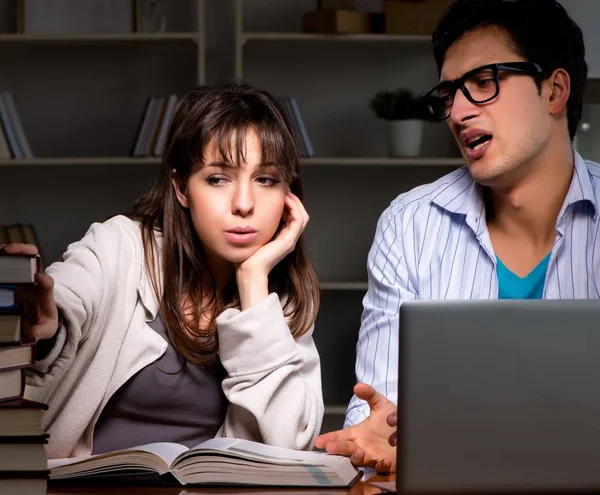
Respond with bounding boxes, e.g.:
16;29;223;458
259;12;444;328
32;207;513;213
0;0;205;169
0;0;207;259
233;0;459;169
0;156;463;167
234;3;433;78
0;33;200;43
0;157;161;167
320;281;367;291
232;1;461;421
303;156;462;166
0;2;447;430
323;404;349;415
240;32;431;44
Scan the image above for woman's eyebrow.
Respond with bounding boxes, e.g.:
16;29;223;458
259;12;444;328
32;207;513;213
205;160;235;169
203;160;280;169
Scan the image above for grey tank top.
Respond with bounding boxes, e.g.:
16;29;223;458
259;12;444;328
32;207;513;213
92;313;228;455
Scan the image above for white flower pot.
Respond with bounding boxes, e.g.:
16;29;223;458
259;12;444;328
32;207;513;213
388;119;424;157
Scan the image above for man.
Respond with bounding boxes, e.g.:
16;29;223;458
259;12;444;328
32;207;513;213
315;0;600;473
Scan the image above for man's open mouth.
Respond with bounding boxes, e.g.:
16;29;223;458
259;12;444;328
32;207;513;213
467;134;492;150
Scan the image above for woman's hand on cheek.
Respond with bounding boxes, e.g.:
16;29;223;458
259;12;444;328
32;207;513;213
235;192;309;310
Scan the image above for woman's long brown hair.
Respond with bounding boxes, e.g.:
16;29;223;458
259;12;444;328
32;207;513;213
127;83;320;365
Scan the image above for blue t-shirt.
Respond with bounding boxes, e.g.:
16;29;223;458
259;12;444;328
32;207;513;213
497;253;551;299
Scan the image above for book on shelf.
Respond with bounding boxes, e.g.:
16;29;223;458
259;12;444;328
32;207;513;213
131;94;179;158
280;97;315;158
48;437;361;488
0;90;34;159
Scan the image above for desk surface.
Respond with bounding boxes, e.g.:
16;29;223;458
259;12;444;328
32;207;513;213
47;474;394;495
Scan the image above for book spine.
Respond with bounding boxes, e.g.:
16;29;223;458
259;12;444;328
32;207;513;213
0;368;25;404
0;93;22;159
288;97;315;157
3;92;33;158
0;254;41;283
281;98;307;157
0;285;16;309
130;97;150;156
153;94;178;157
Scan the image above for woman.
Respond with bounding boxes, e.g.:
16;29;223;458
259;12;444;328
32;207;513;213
7;82;323;459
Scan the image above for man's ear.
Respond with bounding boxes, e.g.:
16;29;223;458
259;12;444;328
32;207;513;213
171;169;189;208
547;68;570;116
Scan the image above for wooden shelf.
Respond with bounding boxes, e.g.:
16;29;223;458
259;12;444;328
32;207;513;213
242;32;431;44
324;405;348;415
320;281;368;291
0;33;199;44
0;157;161;166
302;157;463;166
0;156;462;167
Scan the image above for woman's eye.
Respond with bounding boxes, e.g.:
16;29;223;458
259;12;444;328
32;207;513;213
206;176;228;186
257;176;280;186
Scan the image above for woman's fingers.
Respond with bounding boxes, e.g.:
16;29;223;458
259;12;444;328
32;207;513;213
286;192;309;226
278;194;306;249
1;243;39;256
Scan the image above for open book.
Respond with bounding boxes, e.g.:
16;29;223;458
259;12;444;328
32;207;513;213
48;437;361;488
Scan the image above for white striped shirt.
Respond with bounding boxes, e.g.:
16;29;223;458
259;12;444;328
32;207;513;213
345;150;600;427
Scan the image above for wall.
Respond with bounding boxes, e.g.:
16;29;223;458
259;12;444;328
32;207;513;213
560;0;600;77
0;0;458;268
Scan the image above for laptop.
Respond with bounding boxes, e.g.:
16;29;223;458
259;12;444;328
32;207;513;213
396;299;600;494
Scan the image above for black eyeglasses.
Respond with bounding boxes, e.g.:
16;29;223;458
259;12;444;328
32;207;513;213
422;62;545;121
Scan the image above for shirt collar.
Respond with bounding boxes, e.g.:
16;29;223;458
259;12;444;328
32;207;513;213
559;150;597;219
431;150;598;232
430;167;486;234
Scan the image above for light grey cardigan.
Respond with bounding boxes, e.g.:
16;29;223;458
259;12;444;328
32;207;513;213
25;215;323;459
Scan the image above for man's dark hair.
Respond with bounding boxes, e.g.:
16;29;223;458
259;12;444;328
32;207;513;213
432;0;587;140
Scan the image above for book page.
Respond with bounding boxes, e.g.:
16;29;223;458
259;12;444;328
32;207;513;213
182;438;334;466
49;442;188;471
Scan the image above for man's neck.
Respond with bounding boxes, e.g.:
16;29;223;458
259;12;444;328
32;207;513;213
486;144;574;248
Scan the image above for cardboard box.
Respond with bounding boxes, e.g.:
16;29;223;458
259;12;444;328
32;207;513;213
318;0;355;10
302;9;370;34
383;0;450;35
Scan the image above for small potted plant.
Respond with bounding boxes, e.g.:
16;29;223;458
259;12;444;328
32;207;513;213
369;88;432;157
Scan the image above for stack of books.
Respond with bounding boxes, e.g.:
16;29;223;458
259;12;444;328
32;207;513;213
0;253;49;494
